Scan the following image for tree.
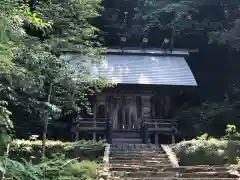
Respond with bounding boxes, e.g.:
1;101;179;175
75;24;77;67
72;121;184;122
1;0;107;159
99;0;240;48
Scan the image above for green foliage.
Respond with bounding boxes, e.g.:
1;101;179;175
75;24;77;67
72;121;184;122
23;7;53;30
1;146;102;180
8;139;105;163
133;0;196;31
0;0;25;74
0;101;13;132
1;157;100;180
58;160;100;180
210;19;240;49
0;101;13;147
39;158;100;180
1;0;107;141
177;99;233;138
0;139;104;180
172;139;239;165
222;124;240;141
41;0;103;55
3;158;43;180
172;124;240;165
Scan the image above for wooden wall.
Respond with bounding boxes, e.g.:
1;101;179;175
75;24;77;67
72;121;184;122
93;91;173;129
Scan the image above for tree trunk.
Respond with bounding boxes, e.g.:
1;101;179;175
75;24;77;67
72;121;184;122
170;22;176;52
41;116;48;161
41;82;53;161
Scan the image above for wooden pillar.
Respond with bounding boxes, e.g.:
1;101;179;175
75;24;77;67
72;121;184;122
112;97;118;129
141;95;150;144
136;96;142;125
75;131;79;141
154;133;158;145
93;98;97;141
171;135;175;144
93;133;96;141
150;96;155;118
142;121;148;144
121;96;125;129
164;95;171;118
142;95;151;119
106;120;113;144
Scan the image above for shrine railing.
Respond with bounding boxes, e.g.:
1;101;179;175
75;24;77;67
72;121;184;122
76;118;107;131
146;118;178;132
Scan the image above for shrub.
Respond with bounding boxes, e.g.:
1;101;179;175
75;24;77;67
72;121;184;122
1;157;101;180
222;124;240;140
39;158;100;180
172;124;240;165
63;160;100;179
1;157;43;180
7;139;105;163
172;138;240;165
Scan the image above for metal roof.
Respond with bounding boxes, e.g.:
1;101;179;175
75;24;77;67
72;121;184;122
61;54;197;86
106;48;190;56
92;55;197;86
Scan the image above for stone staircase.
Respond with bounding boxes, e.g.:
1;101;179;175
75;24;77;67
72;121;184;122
169;165;240;179
109;144;174;180
112;132;150;144
107;143;240;180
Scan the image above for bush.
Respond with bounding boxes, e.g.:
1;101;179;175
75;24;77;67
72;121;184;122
1;157;101;180
8;139;105;163
63;160;100;179
172;138;240;165
40;158;100;180
1;140;104;179
172;124;240;165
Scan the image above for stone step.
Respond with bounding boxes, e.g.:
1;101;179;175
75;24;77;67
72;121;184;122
165;166;232;173
111;153;165;157
180;171;239;178
110;165;171;172
110;157;168;163
110;157;169;162
111;151;165;155
109;177;239;180
111;153;166;158
111;144;158;149
111;148;163;152
110;153;167;158
112;139;152;144
109;165;236;175
109;164;173;169
111;171;176;177
111;149;165;155
112;140;143;144
109;159;172;165
112;133;140;138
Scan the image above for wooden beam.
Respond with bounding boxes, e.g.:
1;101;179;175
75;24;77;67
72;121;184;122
105;48;199;55
93;99;97;141
155;133;158;145
93;100;97;128
97;91;154;97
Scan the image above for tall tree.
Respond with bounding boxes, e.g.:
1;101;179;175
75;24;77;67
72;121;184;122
1;0;106;149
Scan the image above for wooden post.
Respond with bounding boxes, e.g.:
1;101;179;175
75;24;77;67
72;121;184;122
150;96;155;118
142;120;148;144
171;124;176;144
93;100;97;141
142;95;151;118
93;133;96;141
154;133;158;145
75;131;79;141
106;119;112;144
171;135;175;144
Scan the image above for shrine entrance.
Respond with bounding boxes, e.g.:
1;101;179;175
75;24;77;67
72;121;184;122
113;96;138;130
